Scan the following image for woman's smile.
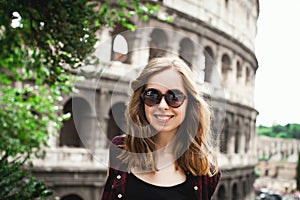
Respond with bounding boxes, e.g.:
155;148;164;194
154;114;174;122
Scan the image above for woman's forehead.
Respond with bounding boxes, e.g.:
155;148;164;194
146;69;185;91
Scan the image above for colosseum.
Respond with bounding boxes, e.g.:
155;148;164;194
32;0;260;199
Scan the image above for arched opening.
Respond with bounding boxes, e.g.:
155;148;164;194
265;169;269;176
245;66;251;85
221;54;231;83
111;23;131;63
179;37;194;67
225;0;229;7
243;179;248;196
61;194;84;200
232;183;238;200
107;102;126;142
236;61;242;82
217;185;226;199
149;29;168;60
220;118;229;153
112;34;128;61
60;97;91;148
204;46;214;83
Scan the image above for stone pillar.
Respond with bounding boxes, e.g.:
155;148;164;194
95;28;112;63
250;119;256;157
130;28;149;67
78;114;93;150
97;88;111;149
213;109;222;153
229;129;235;155
47;121;58;147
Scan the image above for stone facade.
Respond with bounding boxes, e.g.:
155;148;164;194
32;0;260;199
255;136;300;194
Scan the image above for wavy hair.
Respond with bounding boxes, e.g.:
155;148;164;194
121;57;218;176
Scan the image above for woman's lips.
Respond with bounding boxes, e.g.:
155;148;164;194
154;114;174;122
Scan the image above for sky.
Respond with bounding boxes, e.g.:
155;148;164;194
254;0;300;126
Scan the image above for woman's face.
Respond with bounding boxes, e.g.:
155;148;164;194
143;68;188;134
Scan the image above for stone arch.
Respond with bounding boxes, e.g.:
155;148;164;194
178;37;194;67
111;23;132;63
217;184;226;199
107;102;127;142
221;53;231;83
242;179;247;198
220;117;230;153
234;118;240;154
204;46;214;83
149;28;168;60
225;0;229;7
244;175;250;195
232;182;239;200
60;97;92;148
61;194;84;200
245;66;251;85
236;60;242;82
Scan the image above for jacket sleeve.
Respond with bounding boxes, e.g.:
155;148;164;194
109;135;126;171
194;168;221;200
101;135;126;200
208;169;221;198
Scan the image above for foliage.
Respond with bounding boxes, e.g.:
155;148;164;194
257;123;300;139
0;0;161;199
0;156;53;199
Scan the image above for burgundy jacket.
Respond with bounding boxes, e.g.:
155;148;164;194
101;136;221;200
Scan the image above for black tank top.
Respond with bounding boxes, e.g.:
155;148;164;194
126;173;196;200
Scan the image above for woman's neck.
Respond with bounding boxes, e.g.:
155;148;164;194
155;129;177;150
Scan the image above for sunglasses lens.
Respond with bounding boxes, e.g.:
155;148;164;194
142;89;161;107
142;89;186;108
166;90;186;108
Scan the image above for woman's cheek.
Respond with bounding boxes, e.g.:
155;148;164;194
144;106;153;124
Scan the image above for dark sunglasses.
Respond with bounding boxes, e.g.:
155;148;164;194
141;88;187;108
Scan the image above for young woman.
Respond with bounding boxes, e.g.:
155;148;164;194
102;57;221;200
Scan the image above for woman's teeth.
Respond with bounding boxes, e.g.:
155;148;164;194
155;115;172;120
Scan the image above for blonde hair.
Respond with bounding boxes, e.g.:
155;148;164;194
122;57;218;176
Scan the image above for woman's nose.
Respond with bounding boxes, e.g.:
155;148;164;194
158;97;170;110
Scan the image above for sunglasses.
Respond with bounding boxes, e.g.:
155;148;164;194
141;88;187;108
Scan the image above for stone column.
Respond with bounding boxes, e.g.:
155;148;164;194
97;88;111;149
130;28;149;68
228;127;235;155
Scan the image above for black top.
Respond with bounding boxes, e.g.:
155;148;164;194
125;172;197;200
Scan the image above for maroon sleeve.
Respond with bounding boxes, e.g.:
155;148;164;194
110;135;125;146
109;135;126;171
101;135;126;200
208;170;221;197
193;167;221;199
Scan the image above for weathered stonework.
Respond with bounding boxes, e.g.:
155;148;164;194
255;136;300;194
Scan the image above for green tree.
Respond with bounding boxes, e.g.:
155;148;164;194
272;124;286;134
0;0;161;199
257;124;300;139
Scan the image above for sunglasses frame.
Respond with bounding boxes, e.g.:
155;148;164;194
141;88;187;108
